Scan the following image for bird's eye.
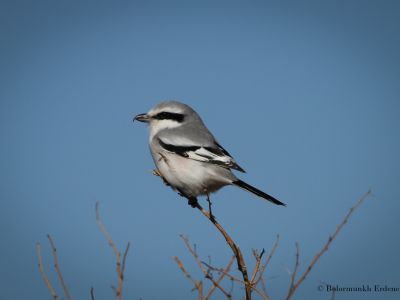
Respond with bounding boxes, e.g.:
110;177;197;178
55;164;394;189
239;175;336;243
154;112;184;122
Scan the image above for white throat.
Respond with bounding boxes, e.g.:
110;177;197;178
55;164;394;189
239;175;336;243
149;120;182;142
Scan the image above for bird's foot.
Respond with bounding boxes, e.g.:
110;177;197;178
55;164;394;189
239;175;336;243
187;197;199;208
152;169;171;186
152;169;161;177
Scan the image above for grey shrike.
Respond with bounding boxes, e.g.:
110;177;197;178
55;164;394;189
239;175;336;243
134;101;285;207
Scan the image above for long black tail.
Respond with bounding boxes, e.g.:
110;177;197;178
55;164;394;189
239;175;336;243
233;179;286;206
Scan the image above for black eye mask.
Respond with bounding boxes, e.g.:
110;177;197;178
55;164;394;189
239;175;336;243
153;112;185;122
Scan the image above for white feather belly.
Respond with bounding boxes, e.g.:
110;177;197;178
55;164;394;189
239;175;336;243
153;151;232;197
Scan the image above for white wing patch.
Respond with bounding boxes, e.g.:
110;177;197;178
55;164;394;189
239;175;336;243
158;138;246;172
187;147;231;164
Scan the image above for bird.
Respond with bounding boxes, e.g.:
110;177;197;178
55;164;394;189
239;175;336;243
133;101;285;208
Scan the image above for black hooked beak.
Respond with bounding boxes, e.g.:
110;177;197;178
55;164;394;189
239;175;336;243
133;113;150;123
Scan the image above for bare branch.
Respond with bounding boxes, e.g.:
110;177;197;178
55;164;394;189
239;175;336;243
250;248;265;284
95;202;129;300
259;276;268;299
36;242;59;300
153;170;254;298
174;256;203;300
121;242;131;278
95;202;119;258
254;234;280;291
285;190;371;300
249;248;271;300
287;242;300;294
180;235;208;275
202;261;245;284
206;255;235;300
228;276;234;297
47;235;72;300
180;235;232;299
202;261;269;299
193;202;252;300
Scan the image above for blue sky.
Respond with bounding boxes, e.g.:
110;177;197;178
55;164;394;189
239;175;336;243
1;1;399;299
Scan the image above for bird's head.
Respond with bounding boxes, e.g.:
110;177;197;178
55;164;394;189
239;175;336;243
134;101;197;138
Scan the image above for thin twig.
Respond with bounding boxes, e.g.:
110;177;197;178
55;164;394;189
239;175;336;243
228;276;234;296
250;248;265;284
193;202;252;300
259;276;268;299
285;190;372;300
47;234;73;300
206;255;235;300
90;287;96;300
152;170;251;298
252;235;280;300
202;262;269;300
202;262;245;284
36;243;59;300
287;242;300;293
174;256;203;300
180;235;208;275
180;235;232;299
96;202;129;300
250;248;271;300
254;234;280;287
121;242;131;277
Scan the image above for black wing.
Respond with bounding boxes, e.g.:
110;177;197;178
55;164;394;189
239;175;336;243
158;138;245;172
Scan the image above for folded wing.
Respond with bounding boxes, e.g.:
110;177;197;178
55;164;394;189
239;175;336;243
158;138;245;172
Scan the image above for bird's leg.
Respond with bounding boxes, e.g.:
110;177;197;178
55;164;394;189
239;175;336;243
205;192;216;222
152;169;161;177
